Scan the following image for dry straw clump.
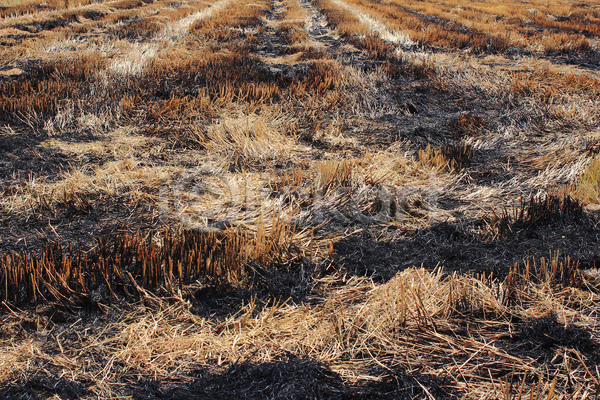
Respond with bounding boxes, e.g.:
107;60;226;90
201;116;302;171
418;142;473;172
571;156;600;205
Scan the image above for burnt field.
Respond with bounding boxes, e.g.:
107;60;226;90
1;0;600;398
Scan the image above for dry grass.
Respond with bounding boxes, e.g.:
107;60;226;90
418;142;473;172
333;0;599;55
314;0;370;37
509;67;600;101
190;0;264;40
572;156;600;205
1;0;600;397
0;0;103;18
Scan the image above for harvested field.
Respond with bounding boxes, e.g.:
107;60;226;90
0;0;599;397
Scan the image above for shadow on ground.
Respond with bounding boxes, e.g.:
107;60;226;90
333;214;600;281
506;314;600;364
0;357;459;400
0;131;73;179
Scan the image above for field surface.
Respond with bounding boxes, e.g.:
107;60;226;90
1;0;600;398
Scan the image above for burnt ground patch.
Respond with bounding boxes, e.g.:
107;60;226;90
0;132;76;180
0;377;90;400
502;314;600;365
189;261;320;320
0;357;458;399
543;52;600;71
132;357;458;400
15;13;78;34
0;189;163;253
333;213;600;280
515;315;597;352
0;130;168;253
0;128;118;183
